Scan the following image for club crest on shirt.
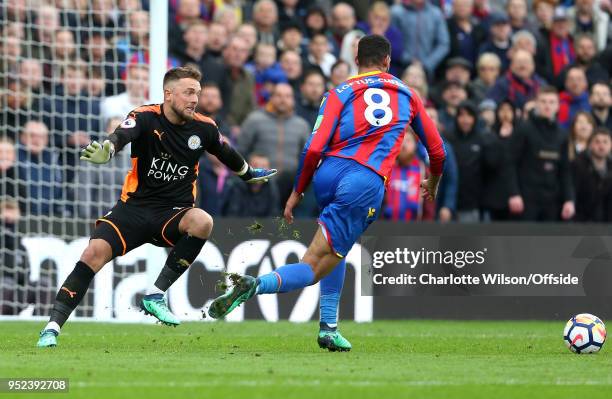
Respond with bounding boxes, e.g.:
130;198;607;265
188;135;201;150
120;118;136;129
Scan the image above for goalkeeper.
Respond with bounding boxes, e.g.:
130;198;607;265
37;66;276;347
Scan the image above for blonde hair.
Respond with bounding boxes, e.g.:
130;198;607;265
477;52;502;70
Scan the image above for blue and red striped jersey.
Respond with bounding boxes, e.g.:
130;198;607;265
384;159;425;221
294;70;446;194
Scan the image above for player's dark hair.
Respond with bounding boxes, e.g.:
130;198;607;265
357;34;391;68
163;66;202;88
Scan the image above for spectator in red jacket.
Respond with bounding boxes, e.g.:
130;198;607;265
535;7;575;83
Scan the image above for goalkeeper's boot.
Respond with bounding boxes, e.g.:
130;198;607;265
208;275;257;319
140;293;180;327
318;330;352;352
37;329;58;348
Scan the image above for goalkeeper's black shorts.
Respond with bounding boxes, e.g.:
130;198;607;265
91;200;192;258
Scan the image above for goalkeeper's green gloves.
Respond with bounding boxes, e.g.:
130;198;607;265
80;140;114;164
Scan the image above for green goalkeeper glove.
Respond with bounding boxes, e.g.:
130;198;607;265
80;140;114;164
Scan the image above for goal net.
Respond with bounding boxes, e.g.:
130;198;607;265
0;0;156;320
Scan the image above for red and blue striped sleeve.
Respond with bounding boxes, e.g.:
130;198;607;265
409;93;446;176
293;91;342;194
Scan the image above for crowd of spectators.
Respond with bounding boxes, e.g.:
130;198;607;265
1;0;611;229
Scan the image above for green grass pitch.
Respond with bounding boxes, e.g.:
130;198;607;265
2;320;611;399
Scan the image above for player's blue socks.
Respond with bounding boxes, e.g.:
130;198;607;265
256;263;315;294
319;259;346;331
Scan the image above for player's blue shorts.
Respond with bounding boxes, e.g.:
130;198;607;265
313;156;385;257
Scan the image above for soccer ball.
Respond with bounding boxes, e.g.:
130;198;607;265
563;313;607;354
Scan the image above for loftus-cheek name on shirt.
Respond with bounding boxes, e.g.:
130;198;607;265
335;77;407;94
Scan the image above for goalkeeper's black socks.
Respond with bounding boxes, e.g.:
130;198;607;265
47;261;96;330
153;235;206;292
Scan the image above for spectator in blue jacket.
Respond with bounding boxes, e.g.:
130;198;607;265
357;1;404;74
391;0;450;75
17;121;63;216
